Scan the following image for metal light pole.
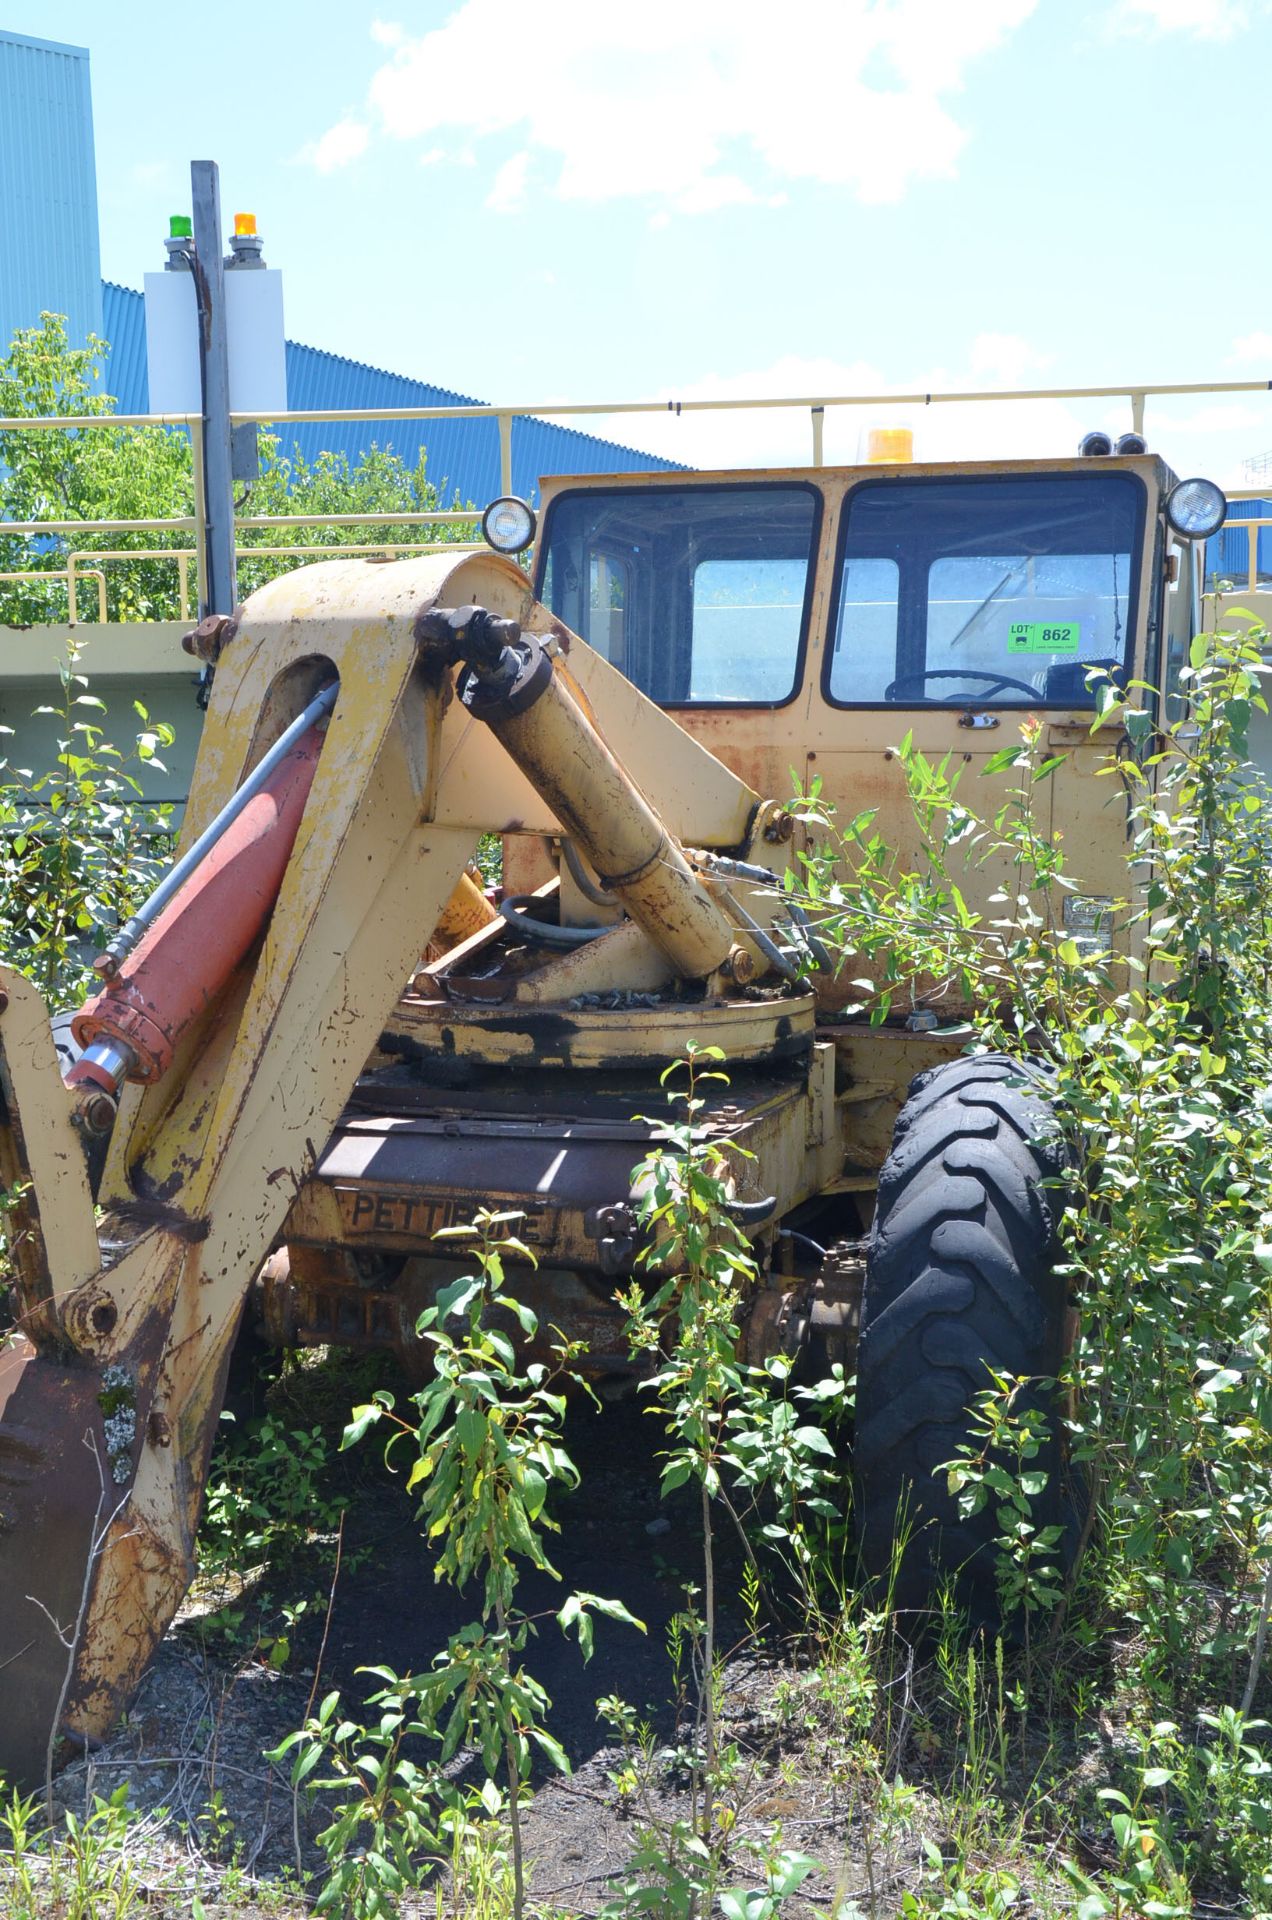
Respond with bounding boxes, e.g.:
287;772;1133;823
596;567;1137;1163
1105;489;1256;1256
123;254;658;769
189;160;236;622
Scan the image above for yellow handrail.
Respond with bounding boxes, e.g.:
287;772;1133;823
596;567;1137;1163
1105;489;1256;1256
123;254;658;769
0;567;107;623
2;376;1270;624
236;540;481;569
5;374;1270;437
235;509;481;528
40;541;486;624
65;550;196;623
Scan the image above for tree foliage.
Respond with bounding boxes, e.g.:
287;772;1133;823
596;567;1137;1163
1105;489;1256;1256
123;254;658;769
0;312;474;627
0;314;192;624
791;622;1272;1783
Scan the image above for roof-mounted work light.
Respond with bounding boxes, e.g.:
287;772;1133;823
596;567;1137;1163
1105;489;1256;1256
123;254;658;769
1164;477;1227;541
482;496;537;555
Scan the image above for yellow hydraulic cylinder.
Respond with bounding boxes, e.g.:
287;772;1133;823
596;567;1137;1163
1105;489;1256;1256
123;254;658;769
491;664;735;978
422;610;738;980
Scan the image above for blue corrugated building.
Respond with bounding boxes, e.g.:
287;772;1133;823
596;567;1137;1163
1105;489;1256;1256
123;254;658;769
100;283;677;503
1208;497;1272;585
0;29;101;353
7;32;679;503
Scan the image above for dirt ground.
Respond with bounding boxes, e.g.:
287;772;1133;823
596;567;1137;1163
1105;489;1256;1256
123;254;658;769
49;1382;887;1918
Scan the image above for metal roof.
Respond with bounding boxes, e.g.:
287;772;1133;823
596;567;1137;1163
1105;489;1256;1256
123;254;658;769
0;30;101;354
100;283;682;504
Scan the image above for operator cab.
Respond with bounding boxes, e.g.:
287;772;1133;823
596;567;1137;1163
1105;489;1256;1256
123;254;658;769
523;456;1223;719
483;457;1225;951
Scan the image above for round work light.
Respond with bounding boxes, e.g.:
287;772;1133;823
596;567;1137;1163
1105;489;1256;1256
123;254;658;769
481;496;537;555
1164;477;1227;541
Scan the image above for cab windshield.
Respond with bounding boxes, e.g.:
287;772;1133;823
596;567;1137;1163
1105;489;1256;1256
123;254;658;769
826;472;1144;707
535;483;819;705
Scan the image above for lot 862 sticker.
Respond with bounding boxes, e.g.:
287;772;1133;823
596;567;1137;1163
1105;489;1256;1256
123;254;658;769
1007;620;1080;655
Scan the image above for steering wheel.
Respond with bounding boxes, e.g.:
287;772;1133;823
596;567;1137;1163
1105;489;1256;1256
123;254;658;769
883;667;1042;704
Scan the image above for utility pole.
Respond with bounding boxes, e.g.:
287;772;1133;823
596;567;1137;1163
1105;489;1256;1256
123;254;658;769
189;160;236;621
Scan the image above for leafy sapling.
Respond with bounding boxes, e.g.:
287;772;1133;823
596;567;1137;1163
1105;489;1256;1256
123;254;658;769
339;1208;643;1920
937;1370;1065;1661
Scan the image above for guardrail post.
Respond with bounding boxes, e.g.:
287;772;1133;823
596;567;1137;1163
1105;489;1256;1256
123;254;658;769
1131;391;1145;437
811;406;825;467
498;412;513;496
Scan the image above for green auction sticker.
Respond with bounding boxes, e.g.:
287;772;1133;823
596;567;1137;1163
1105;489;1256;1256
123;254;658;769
1007;620;1080;655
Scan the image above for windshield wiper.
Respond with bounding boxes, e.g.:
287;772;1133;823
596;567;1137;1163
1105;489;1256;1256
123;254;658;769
948;557;1030;649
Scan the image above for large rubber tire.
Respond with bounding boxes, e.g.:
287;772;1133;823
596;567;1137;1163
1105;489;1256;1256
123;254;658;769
855;1053;1078;1627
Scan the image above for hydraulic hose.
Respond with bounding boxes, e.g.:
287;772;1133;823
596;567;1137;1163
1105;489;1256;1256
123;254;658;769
499;894;609;948
560;837;613;908
691;849;832;974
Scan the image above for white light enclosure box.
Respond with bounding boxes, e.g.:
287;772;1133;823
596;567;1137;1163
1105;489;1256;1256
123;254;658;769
144;268;287;414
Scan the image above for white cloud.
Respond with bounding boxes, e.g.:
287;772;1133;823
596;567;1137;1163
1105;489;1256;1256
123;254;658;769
1106;0;1258;38
302;0;1037;211
670;174;783;216
300;118;370;173
486;150;531;213
370;18;405;45
1132;396;1272;486
967;332;1055;387
1161;402;1268;435
1231;330;1272;364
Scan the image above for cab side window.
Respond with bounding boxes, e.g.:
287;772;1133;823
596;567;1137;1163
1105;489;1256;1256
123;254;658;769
690;557;809;701
828;558;900;703
537;484;820;706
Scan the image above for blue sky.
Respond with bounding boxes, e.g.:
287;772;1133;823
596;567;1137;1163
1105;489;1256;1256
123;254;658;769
14;0;1272;479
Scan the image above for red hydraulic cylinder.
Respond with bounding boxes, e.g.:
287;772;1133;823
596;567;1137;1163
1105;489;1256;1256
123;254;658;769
68;722;326;1093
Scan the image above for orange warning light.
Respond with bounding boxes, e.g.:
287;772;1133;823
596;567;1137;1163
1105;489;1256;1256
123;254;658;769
233;213;257;238
865;427;914;465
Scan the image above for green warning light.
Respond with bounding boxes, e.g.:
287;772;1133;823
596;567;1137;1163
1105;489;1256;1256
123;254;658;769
169;215;193;239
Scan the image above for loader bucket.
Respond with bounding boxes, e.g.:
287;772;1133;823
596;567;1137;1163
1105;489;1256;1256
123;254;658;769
0;1339;114;1787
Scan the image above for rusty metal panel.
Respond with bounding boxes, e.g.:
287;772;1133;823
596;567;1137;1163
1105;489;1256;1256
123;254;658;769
376;992;815;1075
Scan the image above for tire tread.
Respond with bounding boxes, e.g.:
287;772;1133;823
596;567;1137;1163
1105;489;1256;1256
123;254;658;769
855;1052;1076;1622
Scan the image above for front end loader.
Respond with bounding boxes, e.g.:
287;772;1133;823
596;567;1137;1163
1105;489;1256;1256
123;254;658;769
0;444;1219;1783
0;545;848;1785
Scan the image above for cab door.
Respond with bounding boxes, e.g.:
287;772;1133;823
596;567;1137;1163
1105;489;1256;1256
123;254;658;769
801;465;1151;1014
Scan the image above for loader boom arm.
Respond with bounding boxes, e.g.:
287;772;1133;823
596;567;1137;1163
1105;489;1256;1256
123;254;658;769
0;548;771;1784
